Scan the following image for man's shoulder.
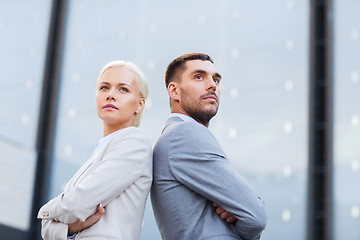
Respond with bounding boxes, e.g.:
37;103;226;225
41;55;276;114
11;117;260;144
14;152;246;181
158;121;209;147
171;120;207;135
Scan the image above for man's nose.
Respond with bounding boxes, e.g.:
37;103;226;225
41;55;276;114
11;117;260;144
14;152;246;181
206;77;217;91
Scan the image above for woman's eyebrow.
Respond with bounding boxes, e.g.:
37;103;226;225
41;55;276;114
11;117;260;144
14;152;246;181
190;69;222;80
98;82;132;88
117;83;132;88
99;81;110;85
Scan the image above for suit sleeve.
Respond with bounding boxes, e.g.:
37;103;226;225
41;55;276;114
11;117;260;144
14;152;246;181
38;129;151;223
41;219;68;240
168;123;267;240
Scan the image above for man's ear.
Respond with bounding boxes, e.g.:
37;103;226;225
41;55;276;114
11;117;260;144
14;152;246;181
167;82;180;101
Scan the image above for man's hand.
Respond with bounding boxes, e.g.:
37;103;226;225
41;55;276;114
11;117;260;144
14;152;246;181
68;204;105;235
212;202;237;223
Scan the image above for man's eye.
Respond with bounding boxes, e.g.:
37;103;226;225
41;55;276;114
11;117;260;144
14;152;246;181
213;78;220;84
195;75;204;80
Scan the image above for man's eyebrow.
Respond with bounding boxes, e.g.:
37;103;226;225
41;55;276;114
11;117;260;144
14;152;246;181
190;69;207;75
190;69;222;79
214;72;222;80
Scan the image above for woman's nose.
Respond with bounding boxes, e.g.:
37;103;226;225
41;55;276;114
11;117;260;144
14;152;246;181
106;91;116;101
106;95;115;101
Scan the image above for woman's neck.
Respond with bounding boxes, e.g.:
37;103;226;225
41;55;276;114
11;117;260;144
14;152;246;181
103;123;134;137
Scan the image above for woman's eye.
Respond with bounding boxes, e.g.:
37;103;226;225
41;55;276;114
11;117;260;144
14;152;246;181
99;85;109;90
119;87;129;92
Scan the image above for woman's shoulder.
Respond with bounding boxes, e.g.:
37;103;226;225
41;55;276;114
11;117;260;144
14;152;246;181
112;126;145;136
111;127;151;145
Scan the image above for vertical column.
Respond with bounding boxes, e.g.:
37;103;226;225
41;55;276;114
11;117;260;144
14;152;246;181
307;0;333;240
30;0;68;239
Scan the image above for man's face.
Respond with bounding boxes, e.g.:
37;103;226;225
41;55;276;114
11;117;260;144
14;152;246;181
176;59;221;126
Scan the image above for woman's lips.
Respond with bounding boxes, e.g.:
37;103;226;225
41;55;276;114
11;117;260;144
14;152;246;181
103;104;118;110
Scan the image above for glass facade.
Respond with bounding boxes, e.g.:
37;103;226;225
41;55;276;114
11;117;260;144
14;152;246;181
0;1;357;240
0;0;51;232
334;1;360;239
48;1;309;239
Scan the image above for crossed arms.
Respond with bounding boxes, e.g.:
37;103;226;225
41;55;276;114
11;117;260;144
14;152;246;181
38;129;151;239
169;122;267;239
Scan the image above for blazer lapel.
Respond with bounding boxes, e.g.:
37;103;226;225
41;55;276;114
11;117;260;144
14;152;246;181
67;150;102;190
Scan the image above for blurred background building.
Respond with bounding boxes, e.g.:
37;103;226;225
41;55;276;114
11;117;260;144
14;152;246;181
0;0;359;239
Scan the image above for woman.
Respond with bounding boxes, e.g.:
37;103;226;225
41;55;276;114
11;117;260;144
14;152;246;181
38;60;152;240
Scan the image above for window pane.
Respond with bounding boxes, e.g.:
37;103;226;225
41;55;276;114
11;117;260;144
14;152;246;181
334;1;360;239
49;1;309;239
0;0;51;231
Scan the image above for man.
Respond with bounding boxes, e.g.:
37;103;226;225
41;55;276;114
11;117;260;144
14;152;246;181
151;53;267;240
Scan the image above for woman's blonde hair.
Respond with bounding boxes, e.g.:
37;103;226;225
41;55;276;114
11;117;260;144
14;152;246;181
98;60;148;127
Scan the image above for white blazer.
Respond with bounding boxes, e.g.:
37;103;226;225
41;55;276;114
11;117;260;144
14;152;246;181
38;127;153;240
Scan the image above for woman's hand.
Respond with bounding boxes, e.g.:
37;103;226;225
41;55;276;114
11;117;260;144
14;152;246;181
212;202;237;223
68;204;105;235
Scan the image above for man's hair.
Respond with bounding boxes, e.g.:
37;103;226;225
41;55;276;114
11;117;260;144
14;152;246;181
165;53;214;87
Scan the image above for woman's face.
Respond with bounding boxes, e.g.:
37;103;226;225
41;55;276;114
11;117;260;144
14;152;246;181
96;66;144;131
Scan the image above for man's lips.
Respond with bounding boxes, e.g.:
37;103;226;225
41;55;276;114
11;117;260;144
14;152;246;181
103;104;118;110
204;95;217;101
203;93;218;102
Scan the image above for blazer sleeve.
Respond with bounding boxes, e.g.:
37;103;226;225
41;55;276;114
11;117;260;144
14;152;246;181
168;122;267;240
38;128;152;223
41;219;68;240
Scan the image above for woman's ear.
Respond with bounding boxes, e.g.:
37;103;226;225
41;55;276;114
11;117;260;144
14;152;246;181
135;97;145;114
168;82;180;101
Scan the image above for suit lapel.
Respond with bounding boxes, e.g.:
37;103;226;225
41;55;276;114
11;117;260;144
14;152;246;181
66;149;102;190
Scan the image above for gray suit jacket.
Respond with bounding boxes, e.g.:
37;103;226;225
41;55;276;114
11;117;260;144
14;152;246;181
151;117;267;240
